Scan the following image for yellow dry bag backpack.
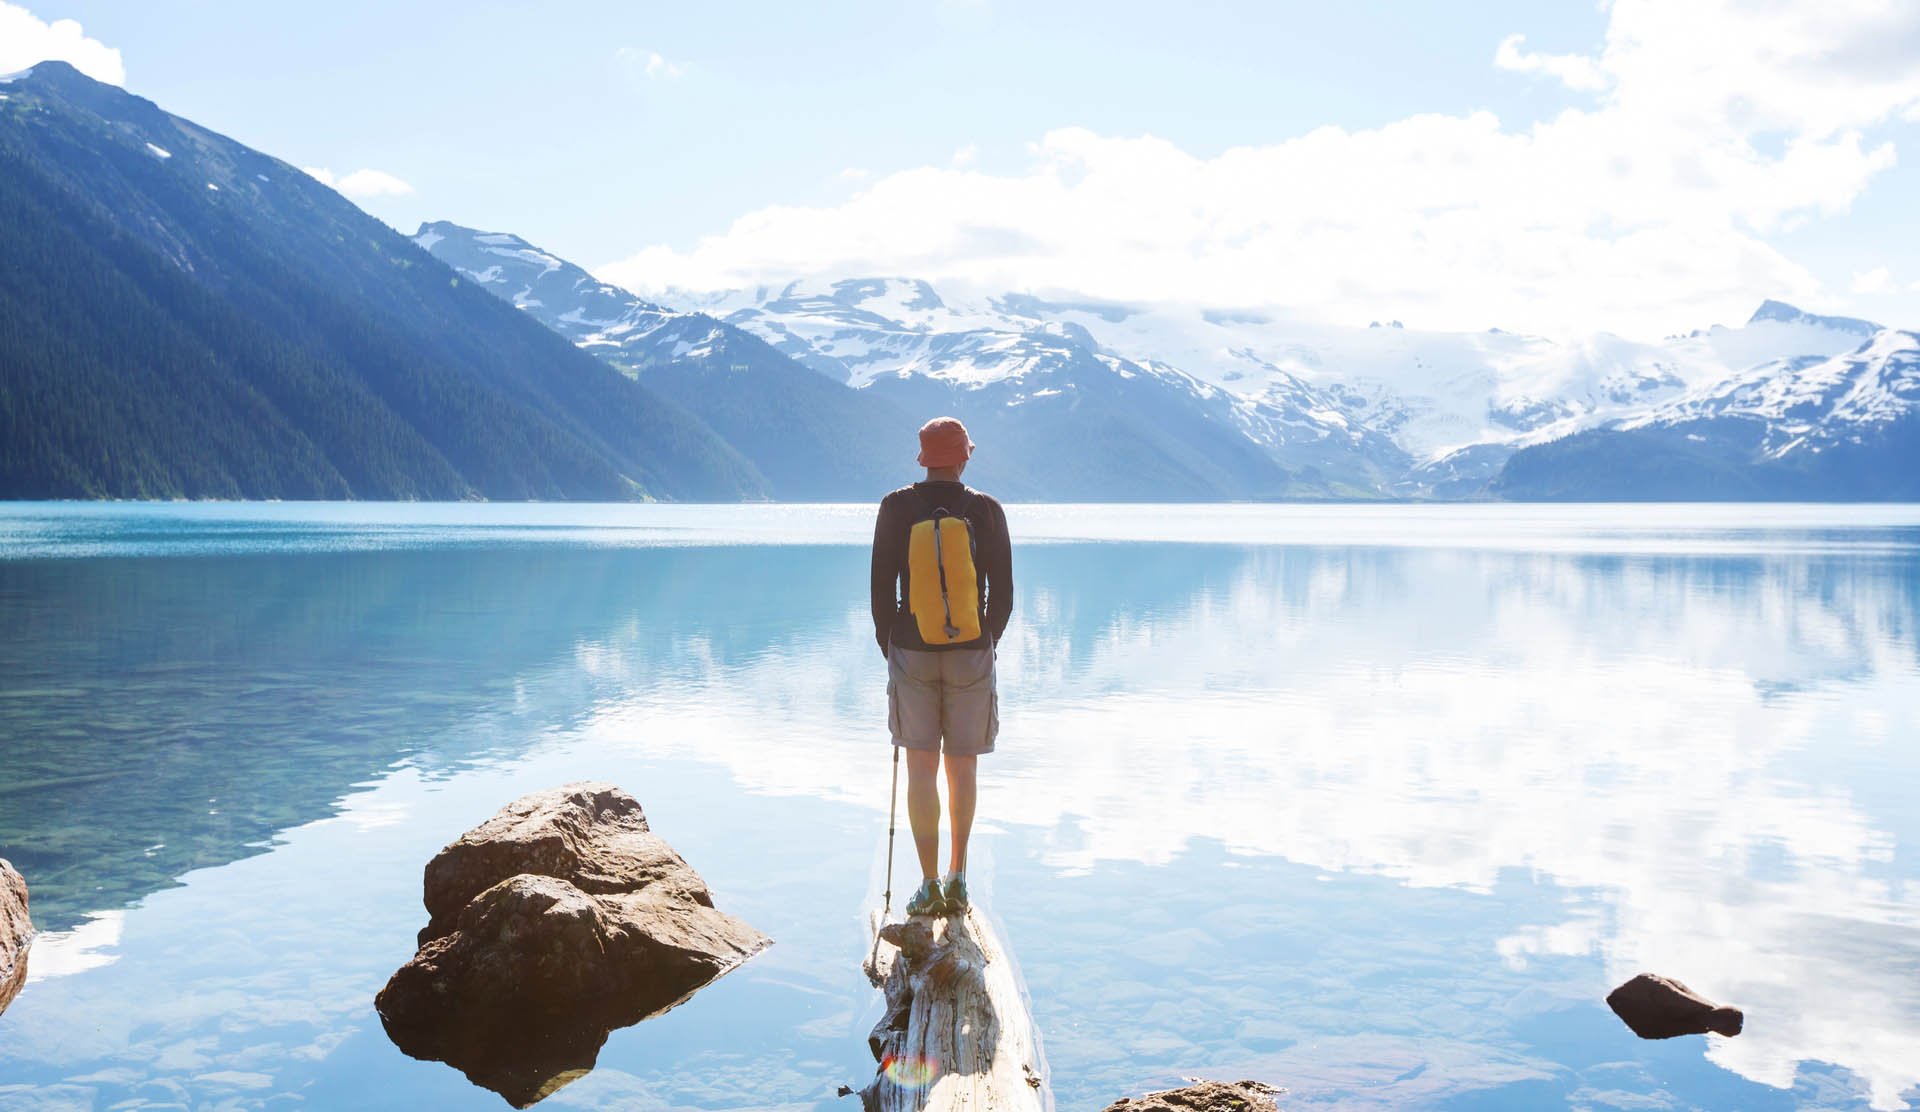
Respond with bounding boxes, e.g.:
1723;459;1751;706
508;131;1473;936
906;491;982;645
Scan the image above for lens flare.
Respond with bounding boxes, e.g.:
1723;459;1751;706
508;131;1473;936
881;1052;937;1089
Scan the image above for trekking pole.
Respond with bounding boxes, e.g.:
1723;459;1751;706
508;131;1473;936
883;744;901;918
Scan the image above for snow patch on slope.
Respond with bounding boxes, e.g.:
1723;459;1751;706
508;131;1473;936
1620;330;1920;459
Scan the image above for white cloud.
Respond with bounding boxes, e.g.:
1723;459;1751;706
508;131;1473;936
952;143;979;167
0;1;124;85
838;166;871;181
616;46;684;80
1851;265;1893;294
1493;33;1607;92
599;0;1920;338
301;166;414;200
645;51;684;80
1596;0;1920;140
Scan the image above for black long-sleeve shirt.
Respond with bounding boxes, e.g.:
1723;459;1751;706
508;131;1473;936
870;481;1013;654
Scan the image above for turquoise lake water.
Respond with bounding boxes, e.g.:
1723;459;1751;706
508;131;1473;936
0;502;1917;1110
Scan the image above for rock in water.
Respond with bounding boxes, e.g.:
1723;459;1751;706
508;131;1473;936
376;783;769;1106
0;858;31;1016
415;780;718;944
1102;1080;1283;1111
1606;972;1743;1039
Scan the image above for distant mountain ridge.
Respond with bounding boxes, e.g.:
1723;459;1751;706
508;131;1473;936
0;62;759;501
1496;329;1920;499
414;222;911;501
677;276;1903;498
703;276;1411;497
1746;299;1881;338
419;230;1363;499
4;60;1912;503
425;228;1917;500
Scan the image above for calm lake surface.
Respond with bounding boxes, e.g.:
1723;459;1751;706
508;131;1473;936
1;502;1917;1111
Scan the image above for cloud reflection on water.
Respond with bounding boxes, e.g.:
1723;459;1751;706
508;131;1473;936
564;543;1920;1109
23;911;123;982
1;506;1916;1108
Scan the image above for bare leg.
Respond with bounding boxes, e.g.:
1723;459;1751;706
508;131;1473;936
904;747;942;880
944;753;977;875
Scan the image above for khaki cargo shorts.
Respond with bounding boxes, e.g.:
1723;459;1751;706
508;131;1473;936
887;644;998;756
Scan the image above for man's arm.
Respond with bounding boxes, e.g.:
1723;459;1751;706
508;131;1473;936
870;496;900;656
982;498;1013;644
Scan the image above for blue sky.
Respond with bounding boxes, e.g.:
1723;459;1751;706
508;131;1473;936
8;1;1920;336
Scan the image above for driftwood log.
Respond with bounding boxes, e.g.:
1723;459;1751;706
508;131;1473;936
861;906;1051;1111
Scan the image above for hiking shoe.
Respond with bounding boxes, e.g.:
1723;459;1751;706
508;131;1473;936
942;874;969;914
906;878;947;917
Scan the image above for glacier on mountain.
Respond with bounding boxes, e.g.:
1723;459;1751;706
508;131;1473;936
1493;326;1920;500
1622;329;1920;457
692;275;1886;492
418;220;1906;499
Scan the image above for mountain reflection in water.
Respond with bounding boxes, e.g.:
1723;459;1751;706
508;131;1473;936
0;504;1915;1110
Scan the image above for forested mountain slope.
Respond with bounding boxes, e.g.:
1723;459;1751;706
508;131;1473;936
0;62;761;501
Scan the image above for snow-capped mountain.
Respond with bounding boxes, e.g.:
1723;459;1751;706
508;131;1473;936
689;279;1882;495
983;294;1881;464
416;220;732;374
419;227;1342;498
423;241;1402;498
1628;328;1920;444
702;277;1409;496
1495;329;1920;500
9;61;1898;504
415;222;919;500
1743;299;1880;339
420;222;1909;500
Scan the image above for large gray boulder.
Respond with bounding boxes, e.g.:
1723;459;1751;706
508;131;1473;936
1102;1080;1283;1111
0;858;30;1016
1607;972;1743;1039
376;783;769;1106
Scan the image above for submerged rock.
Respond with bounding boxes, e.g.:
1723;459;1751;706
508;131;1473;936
1102;1079;1283;1111
376;783;769;1106
0;858;30;1016
1606;972;1743;1039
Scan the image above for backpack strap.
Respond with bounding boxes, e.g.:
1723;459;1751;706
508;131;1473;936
958;489;979;553
931;508;959;640
911;485;978;527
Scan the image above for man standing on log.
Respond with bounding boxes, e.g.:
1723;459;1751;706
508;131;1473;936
871;416;1013;918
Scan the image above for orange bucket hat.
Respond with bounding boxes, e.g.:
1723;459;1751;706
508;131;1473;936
916;416;974;468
